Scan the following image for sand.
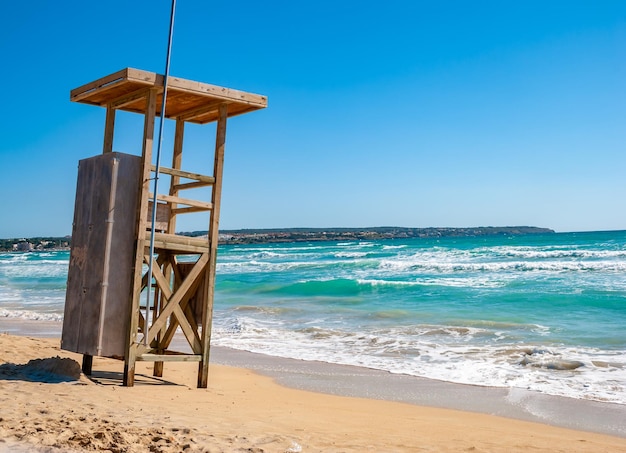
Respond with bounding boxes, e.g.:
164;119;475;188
0;333;625;452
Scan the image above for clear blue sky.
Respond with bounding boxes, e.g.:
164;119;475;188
1;1;625;237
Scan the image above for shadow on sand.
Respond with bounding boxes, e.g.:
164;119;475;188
0;357;178;386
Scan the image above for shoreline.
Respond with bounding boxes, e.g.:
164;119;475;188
1;317;625;442
211;346;626;438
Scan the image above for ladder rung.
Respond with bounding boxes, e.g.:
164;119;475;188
171;206;211;215
149;193;213;210
137;353;202;362
173;180;212;191
146;232;209;253
150;165;215;184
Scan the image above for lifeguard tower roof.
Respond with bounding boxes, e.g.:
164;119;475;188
70;67;267;124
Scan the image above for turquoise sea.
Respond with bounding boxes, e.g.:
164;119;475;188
1;231;625;404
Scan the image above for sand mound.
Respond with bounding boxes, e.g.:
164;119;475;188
0;356;81;383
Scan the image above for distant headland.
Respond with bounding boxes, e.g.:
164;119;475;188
204;226;555;245
0;227;555;251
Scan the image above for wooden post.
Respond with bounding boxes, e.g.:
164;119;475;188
153;118;185;378
198;103;228;388
124;88;158;387
103;105;116;154
169;119;185;231
82;354;93;375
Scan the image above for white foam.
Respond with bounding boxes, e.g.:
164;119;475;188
334;251;368;258
211;315;626;405
382;245;408;250
0;308;63;322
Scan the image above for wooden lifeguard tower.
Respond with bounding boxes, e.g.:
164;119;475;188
61;68;267;387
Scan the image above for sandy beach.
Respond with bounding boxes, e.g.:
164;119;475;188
0;332;625;452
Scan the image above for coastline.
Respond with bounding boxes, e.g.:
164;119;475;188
1;319;625;452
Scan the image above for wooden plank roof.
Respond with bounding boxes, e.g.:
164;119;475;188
70;68;267;124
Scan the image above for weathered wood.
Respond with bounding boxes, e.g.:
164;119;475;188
198;103;228;388
173;180;212;191
146;232;208;250
175;102;221;122
168;120;185;231
160;262;204;348
154;126;185;378
147;201;171;232
124;87;157;387
171;206;211;215
151;193;213;211
145;253;209;345
137;354;202;362
70;68;131;102
110;87;155;109
61;153;141;358
70;68;267;124
151;241;207;254
82;355;93;375
150;165;214;184
172;303;203;354
103;106;116;154
144;256;203;354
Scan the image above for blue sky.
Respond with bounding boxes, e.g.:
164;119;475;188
1;1;625;237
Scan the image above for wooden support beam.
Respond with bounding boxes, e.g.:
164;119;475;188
168;119;185;231
155;134;185;379
145;253;209;345
143;256;203;354
110;87;154;109
103;106;116;154
151;241;207;254
171;206;211;215
124;87;157;387
150;165;215;184
137;354;202;362
70;68;131;103
150;193;213;211
82;354;93;375
175;102;221;122
198;103;228;388
147;257;172;300
173;180;213;191
172;303;203;354
160;281;201;351
146;232;209;250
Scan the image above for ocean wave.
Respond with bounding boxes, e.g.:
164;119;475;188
232;305;298;315
356;277;504;289
377;258;626;273
0;308;63;322
382;244;408;250
0;262;69;279
217;260;320;273
212;317;626;404
488;246;626;260
230;244;327;253
334;251;369;258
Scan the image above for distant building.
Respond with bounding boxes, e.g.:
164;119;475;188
13;240;33;252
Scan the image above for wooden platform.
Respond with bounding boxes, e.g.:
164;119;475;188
70;68;267;124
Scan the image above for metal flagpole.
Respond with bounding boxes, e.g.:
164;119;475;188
144;0;177;345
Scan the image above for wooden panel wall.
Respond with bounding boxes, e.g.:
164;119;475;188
61;152;141;357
